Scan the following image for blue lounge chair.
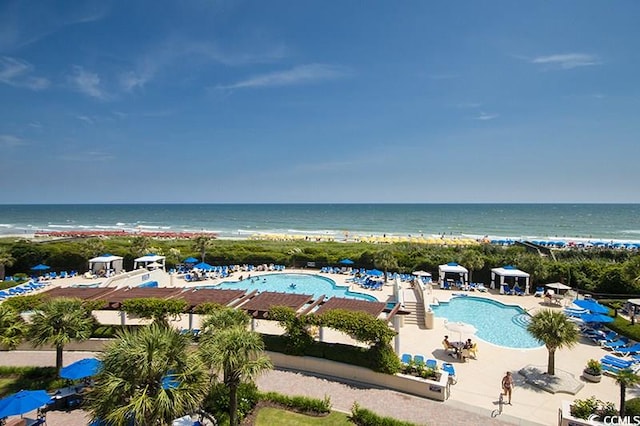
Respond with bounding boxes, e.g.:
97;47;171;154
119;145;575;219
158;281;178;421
442;362;457;384
426;359;438;369
400;354;412;365
534;287;544;297
413;355;425;365
602;363;622;376
513;285;525;296
613;343;640;356
603;337;630;349
589;330;617;344
602;355;634;368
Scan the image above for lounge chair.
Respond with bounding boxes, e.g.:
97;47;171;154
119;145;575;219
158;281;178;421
592;330;619;344
400;353;412;365
602;355;634;368
426;359;438;369
442;362;457;384
476;283;487;292
413;355;425;365
534;287;545;297
513;285;525;296
613;343;640;356
603;337;630;349
602;363;621;376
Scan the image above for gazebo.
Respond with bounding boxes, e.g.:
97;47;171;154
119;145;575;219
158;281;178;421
438;262;469;287
491;265;530;293
134;254;166;271
88;254;124;274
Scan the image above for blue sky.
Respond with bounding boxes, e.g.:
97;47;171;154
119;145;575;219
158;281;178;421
1;1;639;203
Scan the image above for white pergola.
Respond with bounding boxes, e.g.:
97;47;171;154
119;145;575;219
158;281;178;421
491;265;530;293
134;254;166;271
438;262;469;287
88;254;124;274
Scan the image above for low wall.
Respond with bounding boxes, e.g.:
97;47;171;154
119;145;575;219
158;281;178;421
266;351;449;401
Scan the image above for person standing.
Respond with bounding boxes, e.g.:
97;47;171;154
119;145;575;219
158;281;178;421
501;372;514;404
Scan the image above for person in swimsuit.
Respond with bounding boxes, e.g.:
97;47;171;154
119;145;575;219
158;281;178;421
501;371;514;404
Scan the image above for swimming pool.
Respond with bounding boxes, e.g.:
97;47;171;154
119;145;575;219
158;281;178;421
431;296;542;349
197;273;378;302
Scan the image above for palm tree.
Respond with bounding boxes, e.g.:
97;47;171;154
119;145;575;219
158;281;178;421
0;305;27;349
199;308;272;426
460;250;484;284
86;323;208;426
192;235;214;262
527;309;579;375
0;248;15;281
616;368;640;417
28;297;95;373
374;250;398;283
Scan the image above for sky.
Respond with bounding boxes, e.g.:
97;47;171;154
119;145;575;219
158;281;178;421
1;1;639;204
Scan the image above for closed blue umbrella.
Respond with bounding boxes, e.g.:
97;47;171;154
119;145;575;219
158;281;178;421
0;389;52;418
60;358;102;380
573;299;609;314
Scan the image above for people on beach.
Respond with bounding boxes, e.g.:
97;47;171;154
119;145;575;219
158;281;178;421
501;372;514;404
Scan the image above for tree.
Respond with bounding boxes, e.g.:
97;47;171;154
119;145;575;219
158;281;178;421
130;236;152;257
81;238;106;259
199;309;272;426
460;250;485;284
168;248;182;267
374;250;398;283
527;309;579;375
192;236;214;262
28;297;95;373
616;368;640;417
0;248;15;281
86;324;208;426
0;305;27;349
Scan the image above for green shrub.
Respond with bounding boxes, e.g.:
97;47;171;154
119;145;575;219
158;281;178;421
350;402;419;426
570;396;617;420
259;391;331;415
203;382;259;425
625;398;640;417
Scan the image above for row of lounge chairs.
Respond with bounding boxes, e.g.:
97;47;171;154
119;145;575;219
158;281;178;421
441;281;487;292
500;283;525;295
600;354;640;376
0;280;50;300
400;353;457;382
3;271;78;282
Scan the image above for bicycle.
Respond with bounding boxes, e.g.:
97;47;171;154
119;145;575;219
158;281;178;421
491;393;504;418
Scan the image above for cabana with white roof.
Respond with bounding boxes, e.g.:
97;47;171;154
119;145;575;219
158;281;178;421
134;254;166;271
438;262;469;287
491;265;530;293
88;254;124;274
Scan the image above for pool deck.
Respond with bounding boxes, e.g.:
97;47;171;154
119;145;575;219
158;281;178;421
24;269;632;425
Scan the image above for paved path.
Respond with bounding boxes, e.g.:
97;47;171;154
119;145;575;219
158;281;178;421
1;351;537;426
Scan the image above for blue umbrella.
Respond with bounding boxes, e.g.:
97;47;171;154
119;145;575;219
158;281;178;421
0;389;52;418
60;358;102;380
573;299;609;314
183;257;198;264
339;259;354;265
580;313;614;324
193;262;214;271
30;264;50;272
366;269;383;277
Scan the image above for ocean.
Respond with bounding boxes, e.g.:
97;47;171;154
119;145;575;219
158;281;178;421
0;204;639;242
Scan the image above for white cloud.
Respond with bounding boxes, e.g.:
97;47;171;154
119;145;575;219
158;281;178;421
0;134;27;147
473;112;499;121
68;66;108;99
0;56;50;90
59;150;114;162
531;53;600;69
75;115;94;124
216;64;350;90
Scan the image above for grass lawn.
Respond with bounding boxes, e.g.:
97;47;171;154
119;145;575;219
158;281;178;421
255;407;353;425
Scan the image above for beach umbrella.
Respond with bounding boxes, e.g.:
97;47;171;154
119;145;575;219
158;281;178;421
30;264;50;272
183;257;198;264
193;262;214;271
412;270;431;277
339;259;354;265
573;299;609;314
60;358;102;380
445;321;477;342
0;389;52;418
366;269;383;277
580;313;614;324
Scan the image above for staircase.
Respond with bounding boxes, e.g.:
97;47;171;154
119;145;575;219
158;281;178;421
403;296;427;329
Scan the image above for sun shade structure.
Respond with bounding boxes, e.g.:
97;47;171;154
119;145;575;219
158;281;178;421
438;262;468;286
102;287;183;309
134;254;166;271
339;259;354;265
240;291;314;318
491;265;530;293
175;288;247;310
60;358;102;380
0;389;52;418
41;286;117;300
314;297;386;318
88;254;124;274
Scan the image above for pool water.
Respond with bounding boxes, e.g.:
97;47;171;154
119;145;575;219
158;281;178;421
198;273;378;302
431;296;542;349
